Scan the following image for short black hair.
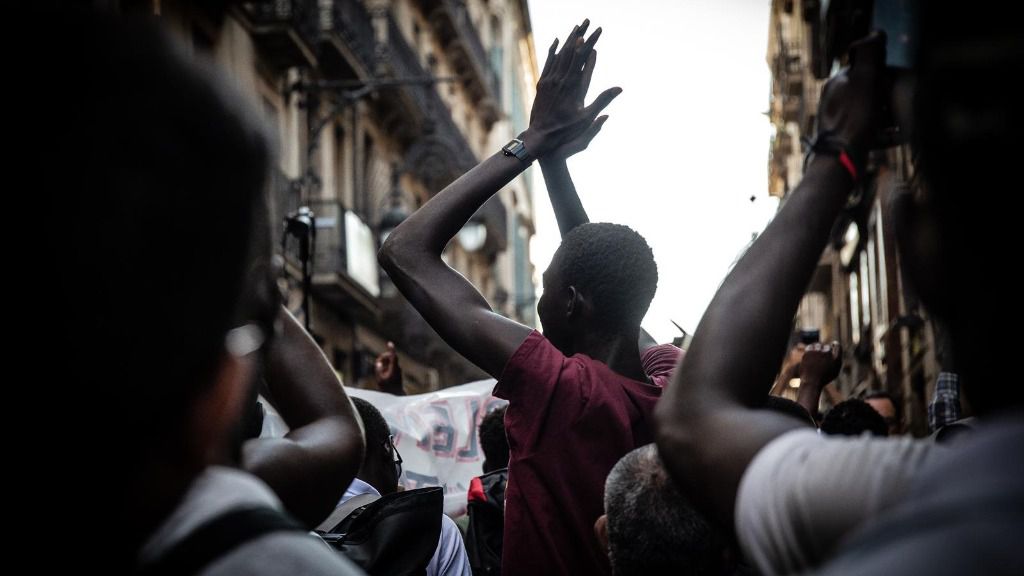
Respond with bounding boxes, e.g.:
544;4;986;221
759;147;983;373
821;399;888;437
550;223;657;332
763;395;816;428
605;445;726;576
352;397;391;451
479;406;509;473
864;390;902;424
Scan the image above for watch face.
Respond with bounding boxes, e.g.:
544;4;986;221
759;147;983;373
504;139;525;159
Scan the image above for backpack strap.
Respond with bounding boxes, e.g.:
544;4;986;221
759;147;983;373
316;493;380;533
137;506;304;576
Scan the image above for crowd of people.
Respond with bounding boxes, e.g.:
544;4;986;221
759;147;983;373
58;3;1021;574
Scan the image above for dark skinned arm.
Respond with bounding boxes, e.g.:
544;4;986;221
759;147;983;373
540;157;589;236
242;306;365;529
655;33;886;532
378;20;620;378
795;341;842;420
380;151;533;377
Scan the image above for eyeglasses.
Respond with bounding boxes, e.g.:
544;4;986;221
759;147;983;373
388;434;403;479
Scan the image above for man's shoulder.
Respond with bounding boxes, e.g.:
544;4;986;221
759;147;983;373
438;513;464;550
641;343;683;364
429;513;470;576
818;420;1024;576
494;331;571;400
140;467;284;564
641;343;683;385
142;468;365;575
207;531;364;575
500;330;561;372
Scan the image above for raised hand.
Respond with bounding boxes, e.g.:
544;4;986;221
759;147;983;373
799;341;843;388
815;31;887;159
549;114;609;160
524;19;621;159
375;341;404;395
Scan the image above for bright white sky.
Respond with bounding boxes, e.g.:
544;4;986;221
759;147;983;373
526;0;779;343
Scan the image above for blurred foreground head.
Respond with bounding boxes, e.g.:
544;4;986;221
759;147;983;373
48;9;276;563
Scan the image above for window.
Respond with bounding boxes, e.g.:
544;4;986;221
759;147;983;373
849;271;861;345
860;256;871;330
874;202;889;329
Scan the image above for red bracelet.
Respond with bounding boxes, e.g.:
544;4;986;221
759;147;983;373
804;134;861;184
838;150;858;183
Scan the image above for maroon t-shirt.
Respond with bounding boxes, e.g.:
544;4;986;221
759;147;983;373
494;331;681;575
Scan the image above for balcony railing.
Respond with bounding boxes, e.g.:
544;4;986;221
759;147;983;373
442;0;500;103
307;198;348;277
382;15;477;171
273;193;351;279
381;16;432;115
322;0;378;75
237;0;319;67
414;0;500;124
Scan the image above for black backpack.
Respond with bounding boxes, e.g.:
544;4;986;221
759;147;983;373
317;486;444;576
465;468;508;575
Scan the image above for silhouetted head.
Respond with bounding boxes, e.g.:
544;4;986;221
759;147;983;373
352;397;401;495
479;406;509;473
864;391;901;435
538;223;657;355
821;399;888;437
598;445;730;576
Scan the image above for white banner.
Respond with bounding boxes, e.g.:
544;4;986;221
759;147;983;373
347;380;507;517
